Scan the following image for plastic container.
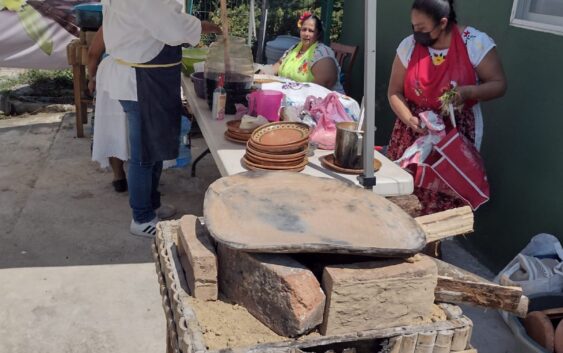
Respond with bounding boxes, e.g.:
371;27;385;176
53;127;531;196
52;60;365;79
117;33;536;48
247;89;284;122
502;292;563;353
73;3;103;31
190;72;206;99
204;36;254;114
265;35;300;64
182;47;209;76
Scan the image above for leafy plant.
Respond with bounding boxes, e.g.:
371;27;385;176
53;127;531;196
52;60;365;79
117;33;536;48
193;0;343;45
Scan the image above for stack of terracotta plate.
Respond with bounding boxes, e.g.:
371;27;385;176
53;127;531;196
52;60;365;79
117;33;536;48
224;120;256;144
243;122;310;172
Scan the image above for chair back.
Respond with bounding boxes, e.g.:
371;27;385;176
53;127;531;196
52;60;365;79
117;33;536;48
330;42;359;95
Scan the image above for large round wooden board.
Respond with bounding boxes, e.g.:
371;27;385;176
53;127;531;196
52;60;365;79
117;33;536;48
203;171;427;255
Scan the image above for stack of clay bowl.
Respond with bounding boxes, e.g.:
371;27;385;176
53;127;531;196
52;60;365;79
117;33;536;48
243;122;310;172
224;120;256;144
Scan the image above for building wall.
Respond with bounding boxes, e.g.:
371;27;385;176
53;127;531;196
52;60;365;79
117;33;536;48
341;0;563;270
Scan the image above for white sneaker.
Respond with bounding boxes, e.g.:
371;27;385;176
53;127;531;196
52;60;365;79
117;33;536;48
156;205;177;220
130;217;158;238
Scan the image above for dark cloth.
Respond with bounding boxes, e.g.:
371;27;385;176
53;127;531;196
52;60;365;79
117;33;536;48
134;44;182;163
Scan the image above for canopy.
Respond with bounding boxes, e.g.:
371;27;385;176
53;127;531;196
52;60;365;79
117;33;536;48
0;0;88;69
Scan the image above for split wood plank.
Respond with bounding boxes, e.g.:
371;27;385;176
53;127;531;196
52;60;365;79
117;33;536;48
426;256;529;317
414;206;474;243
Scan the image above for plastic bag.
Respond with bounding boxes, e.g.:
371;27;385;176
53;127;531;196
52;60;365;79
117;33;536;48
495;233;563;296
305;93;353;150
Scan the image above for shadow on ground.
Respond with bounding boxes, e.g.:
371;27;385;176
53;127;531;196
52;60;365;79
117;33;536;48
0;112;220;269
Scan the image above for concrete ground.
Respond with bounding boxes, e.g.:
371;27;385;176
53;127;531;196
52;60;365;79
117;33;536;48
0;112;516;352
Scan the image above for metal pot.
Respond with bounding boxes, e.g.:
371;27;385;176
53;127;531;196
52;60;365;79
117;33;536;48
334;121;363;169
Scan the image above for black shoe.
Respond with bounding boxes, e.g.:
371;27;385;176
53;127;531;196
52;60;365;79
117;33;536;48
112;179;128;193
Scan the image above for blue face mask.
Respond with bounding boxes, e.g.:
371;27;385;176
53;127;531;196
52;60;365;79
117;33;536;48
412;24;439;47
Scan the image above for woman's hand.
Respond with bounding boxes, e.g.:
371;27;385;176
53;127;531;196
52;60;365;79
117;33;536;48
88;78;96;96
453;85;475;106
404;115;425;134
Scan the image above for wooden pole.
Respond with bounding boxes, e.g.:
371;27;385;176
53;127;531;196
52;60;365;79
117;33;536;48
219;0;231;73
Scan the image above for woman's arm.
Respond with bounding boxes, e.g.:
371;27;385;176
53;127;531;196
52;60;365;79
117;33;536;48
311;57;338;89
387;55;424;133
457;48;507;103
87;27;105;95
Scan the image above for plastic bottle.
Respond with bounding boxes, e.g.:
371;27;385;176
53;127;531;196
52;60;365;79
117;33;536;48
211;74;227;120
176;115;192;167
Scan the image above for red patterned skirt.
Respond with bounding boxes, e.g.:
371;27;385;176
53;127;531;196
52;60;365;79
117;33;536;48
387;103;476;215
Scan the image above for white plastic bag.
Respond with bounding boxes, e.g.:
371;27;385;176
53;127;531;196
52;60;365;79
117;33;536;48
495;233;563;296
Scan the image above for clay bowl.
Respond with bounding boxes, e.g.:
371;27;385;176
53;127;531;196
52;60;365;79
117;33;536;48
242;156;307;172
226;119;256;135
250;122;310;148
247;138;308;154
246;142;307;160
246;149;305;164
524;311;555;352
245;152;305;167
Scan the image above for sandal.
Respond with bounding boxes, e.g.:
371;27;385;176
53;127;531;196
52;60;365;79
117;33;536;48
112;179;128;193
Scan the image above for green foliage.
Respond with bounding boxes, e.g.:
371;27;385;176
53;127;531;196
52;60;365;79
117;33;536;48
193;0;343;45
0;69;73;96
0;69;72;91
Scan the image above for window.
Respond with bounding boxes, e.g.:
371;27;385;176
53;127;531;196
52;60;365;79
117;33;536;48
511;0;563;36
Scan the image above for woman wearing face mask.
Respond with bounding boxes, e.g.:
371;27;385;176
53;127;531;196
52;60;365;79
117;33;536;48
387;0;506;215
265;12;343;93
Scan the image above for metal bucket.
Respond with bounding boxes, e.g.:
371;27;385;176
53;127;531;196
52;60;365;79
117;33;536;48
334;121;363;169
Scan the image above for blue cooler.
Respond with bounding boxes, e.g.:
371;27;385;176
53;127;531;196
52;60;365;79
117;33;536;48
73;3;103;31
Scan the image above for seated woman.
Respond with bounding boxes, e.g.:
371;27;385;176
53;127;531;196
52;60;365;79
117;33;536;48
267;12;343;93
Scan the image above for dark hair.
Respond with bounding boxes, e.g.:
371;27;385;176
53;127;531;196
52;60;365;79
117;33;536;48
301;14;325;43
412;0;457;30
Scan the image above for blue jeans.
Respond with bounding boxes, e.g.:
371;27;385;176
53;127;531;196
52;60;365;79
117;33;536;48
120;100;162;223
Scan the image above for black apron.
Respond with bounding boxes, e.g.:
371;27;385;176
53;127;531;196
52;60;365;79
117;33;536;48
134;44;182;163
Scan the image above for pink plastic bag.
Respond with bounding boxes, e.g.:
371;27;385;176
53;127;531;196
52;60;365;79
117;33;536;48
306;93;353;150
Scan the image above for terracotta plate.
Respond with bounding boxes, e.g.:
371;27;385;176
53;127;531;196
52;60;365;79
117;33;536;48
226;119;256;135
242;155;308;170
319;154;382;175
245;153;305;168
247;138;308;154
246;143;307;160
246;149;305;163
250;122;310;146
242;159;306;173
203;172;427;255
523;311;555;352
224;131;247;144
226;129;251;141
555;320;563;353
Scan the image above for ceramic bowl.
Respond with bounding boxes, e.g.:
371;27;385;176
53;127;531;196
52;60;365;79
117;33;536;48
250;122;310;147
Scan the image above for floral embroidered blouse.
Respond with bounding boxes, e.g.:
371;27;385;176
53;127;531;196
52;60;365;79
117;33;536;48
278;41;343;93
397;26;496;69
